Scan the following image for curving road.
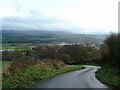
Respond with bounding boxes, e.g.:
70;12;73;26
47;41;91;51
31;65;109;88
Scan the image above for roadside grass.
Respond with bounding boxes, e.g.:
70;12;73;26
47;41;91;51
96;64;120;89
82;62;120;89
2;60;119;89
3;65;84;88
2;56;84;89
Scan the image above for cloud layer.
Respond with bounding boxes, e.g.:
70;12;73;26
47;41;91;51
1;0;119;33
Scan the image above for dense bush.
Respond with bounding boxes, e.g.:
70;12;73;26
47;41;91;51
32;45;57;59
56;45;93;64
101;33;120;68
60;54;71;64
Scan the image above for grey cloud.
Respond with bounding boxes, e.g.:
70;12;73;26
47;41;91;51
3;16;67;24
2;15;71;31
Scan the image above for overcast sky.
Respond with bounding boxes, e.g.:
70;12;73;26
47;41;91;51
0;0;119;34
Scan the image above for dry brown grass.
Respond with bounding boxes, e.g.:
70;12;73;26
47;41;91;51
44;59;66;69
2;68;9;77
2;64;11;77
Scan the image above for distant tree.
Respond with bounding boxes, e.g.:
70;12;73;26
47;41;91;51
34;45;57;59
45;47;56;59
57;45;91;64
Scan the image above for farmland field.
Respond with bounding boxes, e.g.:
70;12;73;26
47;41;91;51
2;46;35;50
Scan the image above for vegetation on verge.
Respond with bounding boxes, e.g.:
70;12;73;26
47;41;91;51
96;64;120;88
2;56;84;88
82;62;120;89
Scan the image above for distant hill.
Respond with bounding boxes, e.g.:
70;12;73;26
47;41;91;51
2;30;106;44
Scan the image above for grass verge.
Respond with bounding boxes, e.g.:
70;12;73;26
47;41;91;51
2;59;84;89
96;64;120;89
80;62;120;89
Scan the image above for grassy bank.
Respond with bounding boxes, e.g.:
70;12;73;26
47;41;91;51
83;62;120;88
2;57;84;89
96;64;120;89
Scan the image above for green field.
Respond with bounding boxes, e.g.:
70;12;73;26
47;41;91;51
2;43;14;47
2;46;35;50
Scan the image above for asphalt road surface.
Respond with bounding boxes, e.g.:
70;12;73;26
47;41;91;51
31;65;109;88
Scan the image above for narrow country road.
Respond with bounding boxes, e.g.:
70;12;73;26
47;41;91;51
31;65;109;88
